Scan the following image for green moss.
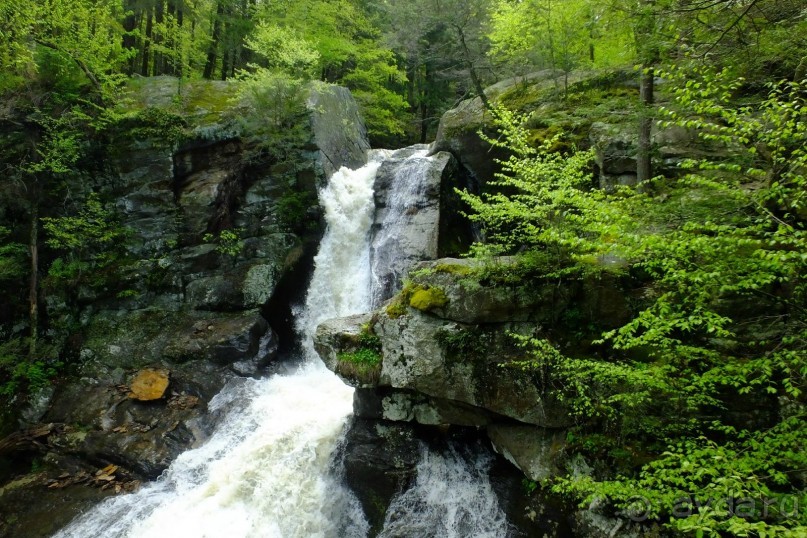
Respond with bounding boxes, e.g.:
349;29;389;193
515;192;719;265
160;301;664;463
408;286;448;311
432;262;474;276
338;347;381;366
182;80;235;123
385;299;408;318
497;83;551;113
336;347;382;384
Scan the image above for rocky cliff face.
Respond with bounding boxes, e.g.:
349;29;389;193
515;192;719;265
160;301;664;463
315;257;639;536
316;257;631;471
368;146;472;302
431;69;708;190
0;79;370;536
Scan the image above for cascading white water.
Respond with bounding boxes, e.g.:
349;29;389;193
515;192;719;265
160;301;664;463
54;147;513;538
379;446;512;538
53;158;383;538
369;147;436;305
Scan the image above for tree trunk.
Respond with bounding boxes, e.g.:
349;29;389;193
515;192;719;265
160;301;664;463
455;25;491;111
141;5;153;76
122;0;138;74
203;2;224;80
28;182;39;358
220;46;230;81
636;0;657;184
153;0;165;76
637;66;654;183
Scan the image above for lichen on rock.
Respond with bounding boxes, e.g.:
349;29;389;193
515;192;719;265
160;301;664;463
128;369;170;401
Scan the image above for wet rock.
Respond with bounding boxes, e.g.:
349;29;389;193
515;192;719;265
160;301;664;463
370;148;460;300
339;418;421;536
129;369;170;401
314;313;373;385
487;424;566;481
184;235;303;311
0;470;115;538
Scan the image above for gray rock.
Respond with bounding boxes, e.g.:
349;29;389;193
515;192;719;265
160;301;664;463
430;70;584;186
162;311;276;367
315;309;573;429
487;424;566;481
370;148;458;301
18;386;55;428
307;84;371;180
184;234;302;311
314;313;373;383
406;258;565;324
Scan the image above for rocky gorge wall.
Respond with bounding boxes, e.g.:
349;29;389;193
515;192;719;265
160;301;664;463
0;69;730;537
0;79;371;536
311;71;778;537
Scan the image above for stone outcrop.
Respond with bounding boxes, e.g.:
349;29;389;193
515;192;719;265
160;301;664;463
431;69;706;190
316;257;634;484
339;418;575;538
369;147;468;300
308;85;371;181
430;70;582;186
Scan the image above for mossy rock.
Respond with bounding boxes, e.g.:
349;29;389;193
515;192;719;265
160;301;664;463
335;349;382;385
408;286;448;312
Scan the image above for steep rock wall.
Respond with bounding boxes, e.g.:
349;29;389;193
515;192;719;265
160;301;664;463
0;79;370;537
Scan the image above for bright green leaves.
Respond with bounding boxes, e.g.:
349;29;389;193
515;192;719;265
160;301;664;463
464;66;807;535
30;0;130;99
245;22;320;79
203;228;243;259
245;0;408;141
0;227;26;282
488;0;632;73
458;106;603;267
41;192;130;290
554;420;807;536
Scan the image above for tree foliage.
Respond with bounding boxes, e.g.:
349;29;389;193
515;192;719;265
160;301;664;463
461;66;807;534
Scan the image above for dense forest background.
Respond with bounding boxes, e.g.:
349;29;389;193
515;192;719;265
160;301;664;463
1;0;806;535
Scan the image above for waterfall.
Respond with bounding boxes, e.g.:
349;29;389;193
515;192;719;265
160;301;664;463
53;158;383;538
369;146;439;305
53;148;510;538
379;446;511;538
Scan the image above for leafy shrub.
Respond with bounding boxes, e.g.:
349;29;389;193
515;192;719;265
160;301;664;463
203;228;243;259
464;69;807;535
41;192;130;292
0;338;62;398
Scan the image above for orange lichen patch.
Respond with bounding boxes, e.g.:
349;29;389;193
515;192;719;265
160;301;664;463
129;368;170;401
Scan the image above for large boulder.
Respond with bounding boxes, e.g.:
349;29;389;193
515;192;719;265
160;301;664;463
339;418;575;538
315;257;634;431
307;85;371;181
314;256;640;492
430;70;584;186
373;313;572;429
339;418;422;536
369;147;460;300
